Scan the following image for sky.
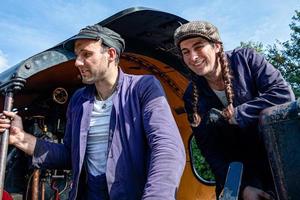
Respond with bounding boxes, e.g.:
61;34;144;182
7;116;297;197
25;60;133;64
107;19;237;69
0;0;299;72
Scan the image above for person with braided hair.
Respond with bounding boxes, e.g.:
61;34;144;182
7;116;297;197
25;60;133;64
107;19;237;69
174;21;295;200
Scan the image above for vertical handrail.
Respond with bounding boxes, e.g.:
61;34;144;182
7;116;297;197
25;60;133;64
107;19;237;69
0;77;26;199
0;92;14;200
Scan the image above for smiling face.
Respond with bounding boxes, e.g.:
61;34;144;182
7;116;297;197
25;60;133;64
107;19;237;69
74;39;116;85
179;37;221;78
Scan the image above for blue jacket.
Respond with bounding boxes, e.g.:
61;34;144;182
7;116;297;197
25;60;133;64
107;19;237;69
184;48;295;128
33;69;186;200
183;48;295;195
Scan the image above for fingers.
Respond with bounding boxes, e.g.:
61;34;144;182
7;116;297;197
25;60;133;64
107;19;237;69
0;111;18;132
222;103;234;120
0;111;19;122
0;116;12;131
259;191;273;200
3;111;17;119
0;127;10;132
0;123;11;132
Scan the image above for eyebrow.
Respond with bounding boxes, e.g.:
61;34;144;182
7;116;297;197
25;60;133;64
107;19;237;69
75;48;92;56
181;41;207;51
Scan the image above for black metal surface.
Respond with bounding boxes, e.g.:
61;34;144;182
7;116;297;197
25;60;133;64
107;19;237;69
0;7;188;93
259;98;300;200
0;49;74;93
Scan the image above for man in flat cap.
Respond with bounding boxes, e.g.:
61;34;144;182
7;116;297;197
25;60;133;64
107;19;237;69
0;24;185;200
174;21;295;199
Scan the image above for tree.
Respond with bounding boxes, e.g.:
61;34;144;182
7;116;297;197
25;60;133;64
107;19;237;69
266;10;300;96
239;41;265;54
239;10;300;97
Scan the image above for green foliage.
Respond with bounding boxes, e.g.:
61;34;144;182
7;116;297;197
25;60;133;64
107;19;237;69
280;10;300;97
239;10;300;97
190;137;215;182
239;41;265;54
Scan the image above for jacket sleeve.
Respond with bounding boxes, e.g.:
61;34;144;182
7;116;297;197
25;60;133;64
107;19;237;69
140;76;186;200
234;48;295;128
32;99;73;169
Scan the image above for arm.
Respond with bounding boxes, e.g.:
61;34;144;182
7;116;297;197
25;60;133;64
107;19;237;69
0;111;70;169
233;49;295;128
140;76;186;200
0;111;36;155
32;103;73;169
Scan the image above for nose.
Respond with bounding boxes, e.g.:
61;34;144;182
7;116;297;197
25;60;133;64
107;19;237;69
190;50;199;61
75;56;84;68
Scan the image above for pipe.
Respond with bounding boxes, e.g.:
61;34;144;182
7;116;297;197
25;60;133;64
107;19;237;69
0;92;14;200
32;169;40;200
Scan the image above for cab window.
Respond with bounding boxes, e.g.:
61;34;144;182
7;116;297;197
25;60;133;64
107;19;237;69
190;136;216;184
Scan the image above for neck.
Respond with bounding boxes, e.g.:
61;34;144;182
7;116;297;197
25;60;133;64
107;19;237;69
205;60;224;90
95;67;119;100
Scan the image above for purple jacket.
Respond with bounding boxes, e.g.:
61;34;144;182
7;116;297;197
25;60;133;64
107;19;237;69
33;69;186;200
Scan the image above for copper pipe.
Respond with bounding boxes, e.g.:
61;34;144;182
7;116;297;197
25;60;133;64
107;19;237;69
41;178;45;200
32;169;40;200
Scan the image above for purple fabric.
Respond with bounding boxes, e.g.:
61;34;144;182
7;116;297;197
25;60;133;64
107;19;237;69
33;69;186;200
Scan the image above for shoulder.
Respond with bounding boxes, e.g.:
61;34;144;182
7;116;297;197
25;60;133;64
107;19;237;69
123;73;167;103
69;85;93;105
123;73;158;83
71;86;86;98
226;47;258;60
226;47;257;56
226;48;268;73
226;47;267;64
122;73;161;90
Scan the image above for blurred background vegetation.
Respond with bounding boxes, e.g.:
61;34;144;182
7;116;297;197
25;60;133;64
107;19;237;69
239;10;300;97
190;137;215;182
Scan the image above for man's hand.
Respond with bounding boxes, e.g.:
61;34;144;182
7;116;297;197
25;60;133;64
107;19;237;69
242;186;274;200
0;111;24;145
0;111;36;155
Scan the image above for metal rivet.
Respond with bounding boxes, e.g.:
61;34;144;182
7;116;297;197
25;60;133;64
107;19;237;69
25;64;31;69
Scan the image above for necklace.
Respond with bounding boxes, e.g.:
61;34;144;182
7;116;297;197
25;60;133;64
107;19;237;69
96;81;118;109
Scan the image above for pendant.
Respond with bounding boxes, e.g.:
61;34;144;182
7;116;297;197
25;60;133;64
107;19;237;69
102;103;106;109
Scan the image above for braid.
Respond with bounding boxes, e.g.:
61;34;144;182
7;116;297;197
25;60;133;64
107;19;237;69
190;79;201;127
218;44;234;120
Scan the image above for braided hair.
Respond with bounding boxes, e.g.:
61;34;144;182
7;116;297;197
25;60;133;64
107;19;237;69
190;43;234;127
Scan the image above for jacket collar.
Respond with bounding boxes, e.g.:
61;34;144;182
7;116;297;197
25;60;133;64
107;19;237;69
194;76;215;97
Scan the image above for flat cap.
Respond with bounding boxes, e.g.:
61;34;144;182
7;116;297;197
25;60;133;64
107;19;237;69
174;21;222;47
63;24;125;56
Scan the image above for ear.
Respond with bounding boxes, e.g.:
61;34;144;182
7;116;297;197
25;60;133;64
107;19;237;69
107;47;117;62
214;43;221;53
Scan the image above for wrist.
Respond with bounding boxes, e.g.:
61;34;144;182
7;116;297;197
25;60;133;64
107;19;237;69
10;129;26;146
17;131;36;156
